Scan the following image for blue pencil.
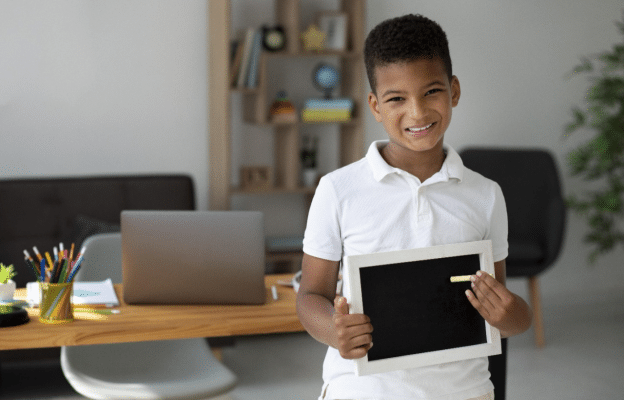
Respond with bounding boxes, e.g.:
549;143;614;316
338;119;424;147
66;258;83;283
40;259;46;282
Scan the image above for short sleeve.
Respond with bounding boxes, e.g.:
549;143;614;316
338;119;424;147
488;183;509;262
302;176;343;262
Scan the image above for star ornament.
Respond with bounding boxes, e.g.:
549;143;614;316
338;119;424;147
301;24;326;52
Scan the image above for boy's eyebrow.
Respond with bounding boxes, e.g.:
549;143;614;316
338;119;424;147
425;80;446;88
381;89;405;98
380;80;446;98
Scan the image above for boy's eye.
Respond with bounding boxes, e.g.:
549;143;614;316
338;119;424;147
387;97;404;102
426;88;442;95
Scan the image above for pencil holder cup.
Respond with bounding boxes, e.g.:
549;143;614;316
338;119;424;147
39;282;74;324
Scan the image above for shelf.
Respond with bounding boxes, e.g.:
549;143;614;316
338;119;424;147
230;186;317;196
240;118;362;127
208;0;366;212
264;50;363;58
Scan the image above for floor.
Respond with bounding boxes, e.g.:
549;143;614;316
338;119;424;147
1;287;623;400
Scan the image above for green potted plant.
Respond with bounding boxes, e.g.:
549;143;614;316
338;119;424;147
564;12;624;264
0;263;17;300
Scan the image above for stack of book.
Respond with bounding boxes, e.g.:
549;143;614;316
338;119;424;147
230;27;263;89
302;98;354;122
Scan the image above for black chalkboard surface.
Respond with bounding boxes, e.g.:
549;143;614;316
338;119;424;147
346;240;501;376
359;253;485;361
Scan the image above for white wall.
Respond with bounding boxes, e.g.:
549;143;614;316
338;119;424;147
2;0;624;300
0;0;209;208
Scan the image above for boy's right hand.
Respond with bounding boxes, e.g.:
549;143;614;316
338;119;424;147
332;296;373;359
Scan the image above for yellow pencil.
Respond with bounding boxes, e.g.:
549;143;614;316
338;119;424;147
69;243;75;263
45;252;54;270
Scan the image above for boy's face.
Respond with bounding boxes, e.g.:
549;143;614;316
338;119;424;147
368;57;460;156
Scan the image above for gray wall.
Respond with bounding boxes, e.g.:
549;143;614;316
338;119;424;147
2;0;623;301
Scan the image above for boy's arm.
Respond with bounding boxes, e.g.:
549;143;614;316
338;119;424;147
466;259;533;338
296;253;373;359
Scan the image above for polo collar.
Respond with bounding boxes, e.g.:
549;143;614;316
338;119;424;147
366;140;464;183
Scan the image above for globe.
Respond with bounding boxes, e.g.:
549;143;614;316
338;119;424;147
313;63;340;98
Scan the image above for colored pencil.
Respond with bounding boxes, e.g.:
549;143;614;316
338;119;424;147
58;259;70;283
74;246;86;262
51;260;60;283
33;246;43;263
44;252;54;271
24;256;41;282
66;259;83;283
23;250;40;275
40;259;46;282
69;243;75;263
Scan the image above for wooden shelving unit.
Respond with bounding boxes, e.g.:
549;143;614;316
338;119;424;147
208;0;366;269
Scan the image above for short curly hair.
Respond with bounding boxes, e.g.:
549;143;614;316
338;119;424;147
364;14;452;95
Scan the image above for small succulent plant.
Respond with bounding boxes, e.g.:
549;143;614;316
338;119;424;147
0;263;17;284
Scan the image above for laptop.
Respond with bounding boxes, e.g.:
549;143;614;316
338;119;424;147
121;210;266;305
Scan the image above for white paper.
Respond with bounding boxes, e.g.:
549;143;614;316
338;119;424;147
26;278;120;307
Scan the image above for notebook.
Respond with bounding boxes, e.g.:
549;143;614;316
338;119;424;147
121;210;266;305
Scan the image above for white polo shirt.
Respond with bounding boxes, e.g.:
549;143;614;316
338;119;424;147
303;140;508;400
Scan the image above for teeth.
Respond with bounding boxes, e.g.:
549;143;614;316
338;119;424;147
408;123;433;132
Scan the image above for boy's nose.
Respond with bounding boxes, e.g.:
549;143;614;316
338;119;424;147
409;98;427;119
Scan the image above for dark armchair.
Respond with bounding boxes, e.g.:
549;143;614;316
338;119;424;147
460;148;566;400
459;147;566;347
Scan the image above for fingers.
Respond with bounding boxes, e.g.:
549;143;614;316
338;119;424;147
467;270;516;328
465;287;490;320
333;296;374;359
470;274;496;310
334;296;349;315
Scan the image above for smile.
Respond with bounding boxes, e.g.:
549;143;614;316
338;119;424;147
406;122;435;133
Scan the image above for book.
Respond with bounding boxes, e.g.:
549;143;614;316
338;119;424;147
245;29;263;88
237;27;257;88
26;278;120;307
304;98;354;110
230;30;246;87
302;109;352;122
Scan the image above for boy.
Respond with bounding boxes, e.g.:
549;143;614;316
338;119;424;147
296;14;532;400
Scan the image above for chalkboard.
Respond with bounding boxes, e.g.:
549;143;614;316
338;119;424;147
346;240;501;376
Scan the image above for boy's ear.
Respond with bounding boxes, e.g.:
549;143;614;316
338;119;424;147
367;92;383;122
451;76;461;107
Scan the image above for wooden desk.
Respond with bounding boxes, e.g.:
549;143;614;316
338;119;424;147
0;274;304;351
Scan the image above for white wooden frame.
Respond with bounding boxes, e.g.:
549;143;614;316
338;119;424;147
346;240;501;376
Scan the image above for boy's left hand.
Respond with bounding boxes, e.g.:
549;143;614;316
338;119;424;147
465;270;521;335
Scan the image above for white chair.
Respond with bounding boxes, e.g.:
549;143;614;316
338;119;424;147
60;232;237;399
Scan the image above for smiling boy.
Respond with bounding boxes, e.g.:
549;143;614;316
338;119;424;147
297;14;532;400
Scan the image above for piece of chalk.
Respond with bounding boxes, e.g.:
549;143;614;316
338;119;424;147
271;285;278;300
450;273;493;282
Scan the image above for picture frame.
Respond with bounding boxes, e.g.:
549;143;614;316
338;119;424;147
317;11;348;51
240;166;274;190
345;240;501;376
